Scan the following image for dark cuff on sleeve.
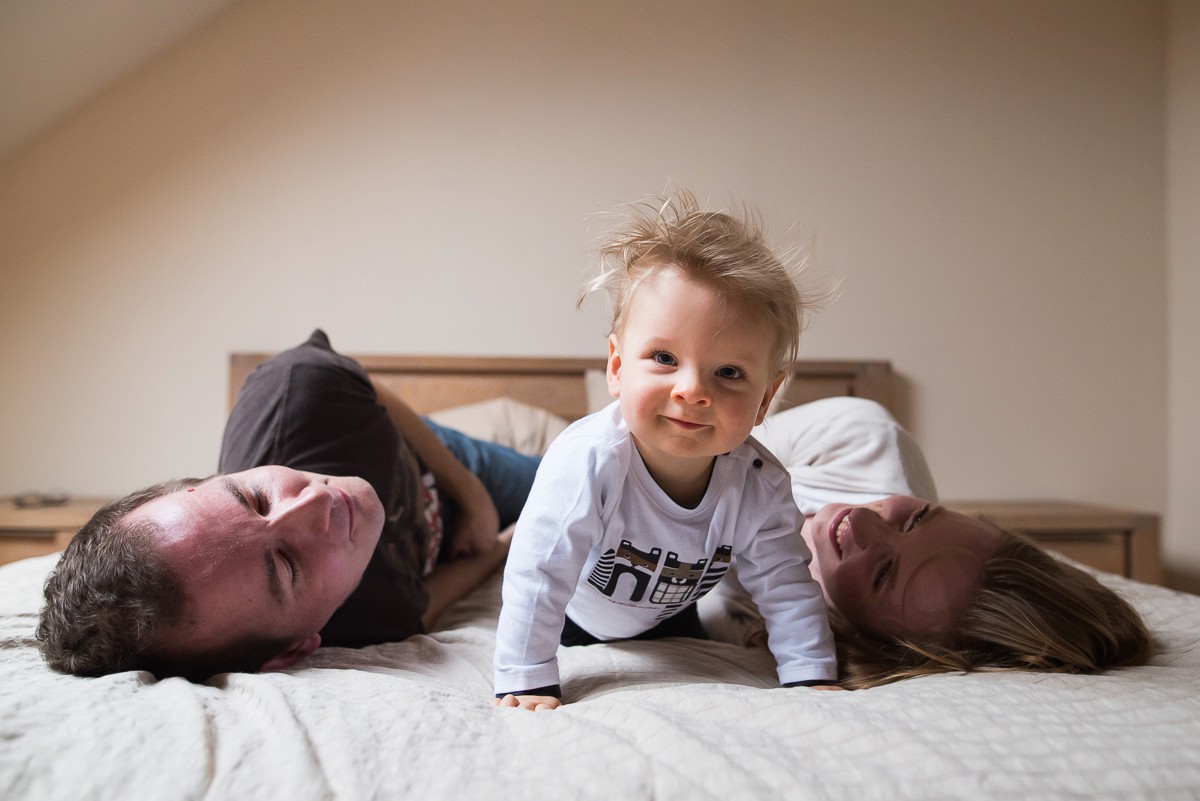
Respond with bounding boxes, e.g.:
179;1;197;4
495;684;562;699
783;679;839;688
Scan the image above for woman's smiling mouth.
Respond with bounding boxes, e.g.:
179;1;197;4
829;509;852;559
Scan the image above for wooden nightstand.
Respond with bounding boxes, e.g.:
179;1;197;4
0;497;111;566
947;500;1163;586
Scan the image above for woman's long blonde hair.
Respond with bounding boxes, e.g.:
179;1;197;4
836;530;1153;689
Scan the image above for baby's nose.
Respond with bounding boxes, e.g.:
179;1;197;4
672;370;711;404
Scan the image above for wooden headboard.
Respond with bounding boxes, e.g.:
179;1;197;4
229;353;893;420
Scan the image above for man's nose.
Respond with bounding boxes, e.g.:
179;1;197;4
277;485;332;536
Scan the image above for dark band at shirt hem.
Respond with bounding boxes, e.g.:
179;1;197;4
783;679;840;688
495;684;562;699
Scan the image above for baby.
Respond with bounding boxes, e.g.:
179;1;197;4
493;190;836;709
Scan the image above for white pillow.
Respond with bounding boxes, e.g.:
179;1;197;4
427;397;569;457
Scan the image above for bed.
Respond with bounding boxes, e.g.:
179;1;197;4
2;354;1198;800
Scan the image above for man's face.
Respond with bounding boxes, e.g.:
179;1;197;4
129;466;383;669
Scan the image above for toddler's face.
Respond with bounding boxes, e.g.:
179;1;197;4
607;267;784;489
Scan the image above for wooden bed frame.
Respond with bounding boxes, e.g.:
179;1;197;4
225;351;1169;585
228;353;894;419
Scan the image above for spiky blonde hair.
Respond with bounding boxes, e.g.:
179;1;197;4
581;189;820;372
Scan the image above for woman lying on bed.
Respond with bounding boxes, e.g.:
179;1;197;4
700;397;1153;689
36;332;1150;687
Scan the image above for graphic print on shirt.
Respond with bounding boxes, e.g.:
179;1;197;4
587;540;732;618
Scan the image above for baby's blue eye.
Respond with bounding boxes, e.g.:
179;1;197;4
716;366;744;380
651;351;676;366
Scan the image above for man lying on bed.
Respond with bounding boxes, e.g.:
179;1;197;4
37;329;541;681
36;329;1151;686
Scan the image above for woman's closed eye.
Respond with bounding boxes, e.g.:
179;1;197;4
903;504;931;532
873;557;894;591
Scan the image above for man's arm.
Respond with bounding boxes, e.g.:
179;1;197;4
370;378;500;557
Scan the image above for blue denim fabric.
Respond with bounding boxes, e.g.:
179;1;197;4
422;417;541;529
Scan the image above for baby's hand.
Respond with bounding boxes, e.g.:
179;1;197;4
808;684;845;691
492;694;561;711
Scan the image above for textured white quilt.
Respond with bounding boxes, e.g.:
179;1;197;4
2;549;1199;801
4;398;1199;800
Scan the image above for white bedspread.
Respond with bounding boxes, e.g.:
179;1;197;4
2;549;1199;801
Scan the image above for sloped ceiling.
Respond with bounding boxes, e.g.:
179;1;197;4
0;0;243;161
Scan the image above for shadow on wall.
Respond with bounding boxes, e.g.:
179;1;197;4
1165;569;1200;596
890;371;916;434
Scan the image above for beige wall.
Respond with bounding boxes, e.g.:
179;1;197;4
1167;0;1200;592
1;0;1190;585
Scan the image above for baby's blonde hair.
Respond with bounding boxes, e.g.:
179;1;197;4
581;189;818;373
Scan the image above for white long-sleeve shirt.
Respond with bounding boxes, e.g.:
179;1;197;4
493;402;836;695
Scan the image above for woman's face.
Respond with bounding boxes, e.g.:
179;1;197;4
801;495;1001;641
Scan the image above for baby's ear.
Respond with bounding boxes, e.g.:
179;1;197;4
757;371;787;424
259;633;321;672
606;334;623;399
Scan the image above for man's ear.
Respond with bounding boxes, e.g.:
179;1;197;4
259;633;321;672
756;370;787;425
606;334;622;399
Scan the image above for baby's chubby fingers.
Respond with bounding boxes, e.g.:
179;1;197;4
491;694;561;711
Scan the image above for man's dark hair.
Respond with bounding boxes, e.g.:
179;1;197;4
37;477;291;681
